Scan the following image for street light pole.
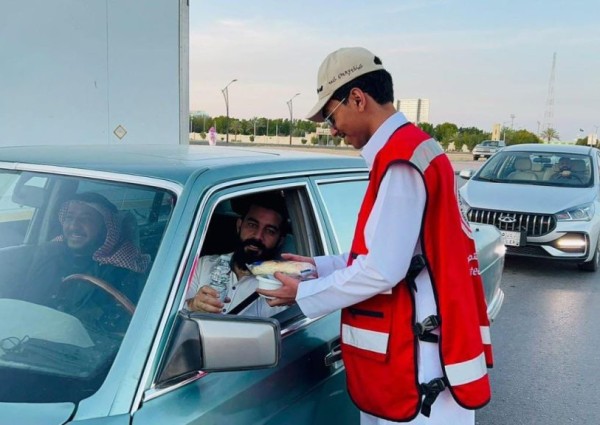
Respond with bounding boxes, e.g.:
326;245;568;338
221;79;237;143
502;121;510;142
286;93;300;145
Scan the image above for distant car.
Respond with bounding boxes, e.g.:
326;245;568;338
472;140;506;161
459;143;600;272
0;144;504;424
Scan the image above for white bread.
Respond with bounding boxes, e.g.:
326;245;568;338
248;260;316;277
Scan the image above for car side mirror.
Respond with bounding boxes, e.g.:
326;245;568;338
155;312;281;387
459;169;475;179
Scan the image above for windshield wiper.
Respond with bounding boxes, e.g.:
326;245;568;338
475;176;503;183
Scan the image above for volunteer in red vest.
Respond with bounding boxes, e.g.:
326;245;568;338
258;47;493;425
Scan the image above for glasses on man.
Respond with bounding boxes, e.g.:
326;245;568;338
323;98;346;128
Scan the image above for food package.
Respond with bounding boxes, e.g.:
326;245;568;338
247;260;317;281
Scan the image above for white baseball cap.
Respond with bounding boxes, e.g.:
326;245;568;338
306;47;385;122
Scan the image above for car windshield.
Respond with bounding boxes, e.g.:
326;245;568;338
480;141;499;147
474;150;593;187
0;169;175;403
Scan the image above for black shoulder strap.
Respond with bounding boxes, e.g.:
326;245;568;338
228;292;260;315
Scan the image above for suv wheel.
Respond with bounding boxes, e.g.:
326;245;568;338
578;237;600;272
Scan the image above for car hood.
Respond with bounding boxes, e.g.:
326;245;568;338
461;180;595;213
0;402;75;425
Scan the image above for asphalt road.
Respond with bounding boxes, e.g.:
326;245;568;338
475;257;600;424
455;158;600;424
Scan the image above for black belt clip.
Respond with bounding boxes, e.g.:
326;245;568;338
414;314;440;343
406;254;426;292
420;377;448;417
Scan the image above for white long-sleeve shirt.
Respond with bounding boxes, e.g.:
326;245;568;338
296;112;473;425
186;253;285;317
296;112;425;317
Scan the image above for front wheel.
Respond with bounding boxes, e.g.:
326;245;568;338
578;237;600;272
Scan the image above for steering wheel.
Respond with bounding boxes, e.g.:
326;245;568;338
62;274;136;315
551;171;583;183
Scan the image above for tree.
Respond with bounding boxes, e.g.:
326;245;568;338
417;122;434;135
229;120;242;141
454;127;490;151
509;129;541;145
434;122;459;148
540;127;560;142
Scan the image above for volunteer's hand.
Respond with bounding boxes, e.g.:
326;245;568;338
258;271;300;307
280;253;316;267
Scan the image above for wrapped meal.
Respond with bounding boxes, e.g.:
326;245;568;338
247;260;317;280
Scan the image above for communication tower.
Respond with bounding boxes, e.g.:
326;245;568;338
542;52;557;133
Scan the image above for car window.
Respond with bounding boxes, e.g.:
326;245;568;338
475;151;593;187
182;185;323;320
76;180;175;259
0;169;175;404
0;172;44;247
316;178;368;252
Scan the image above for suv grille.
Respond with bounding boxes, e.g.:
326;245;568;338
467;208;556;237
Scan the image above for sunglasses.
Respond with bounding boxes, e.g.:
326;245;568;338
323;98;346;128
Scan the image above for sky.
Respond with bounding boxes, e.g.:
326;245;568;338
189;0;600;141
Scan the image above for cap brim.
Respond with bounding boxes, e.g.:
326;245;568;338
305;93;333;123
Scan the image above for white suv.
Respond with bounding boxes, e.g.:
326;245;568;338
460;143;600;271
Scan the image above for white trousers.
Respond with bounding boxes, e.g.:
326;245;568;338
359;390;475;425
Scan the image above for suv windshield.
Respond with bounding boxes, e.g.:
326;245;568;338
475;151;593;187
0;170;175;403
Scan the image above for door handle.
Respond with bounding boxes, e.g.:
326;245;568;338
324;338;342;367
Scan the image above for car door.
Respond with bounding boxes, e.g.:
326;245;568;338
132;178;358;425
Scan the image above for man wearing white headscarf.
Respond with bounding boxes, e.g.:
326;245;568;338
20;192;150;331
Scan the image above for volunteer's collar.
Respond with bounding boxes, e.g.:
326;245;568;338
361;112;409;168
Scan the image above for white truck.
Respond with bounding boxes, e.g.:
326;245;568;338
0;0;189;146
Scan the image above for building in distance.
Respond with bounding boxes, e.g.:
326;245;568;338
396;98;430;124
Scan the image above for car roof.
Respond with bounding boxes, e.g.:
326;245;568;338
502;143;598;155
0;144;367;185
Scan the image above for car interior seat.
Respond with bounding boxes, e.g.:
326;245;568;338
119;211;140;249
200;213;240;257
530;162;545;180
507;157;538;181
570;159;589;182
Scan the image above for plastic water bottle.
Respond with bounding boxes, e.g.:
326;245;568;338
210;255;230;302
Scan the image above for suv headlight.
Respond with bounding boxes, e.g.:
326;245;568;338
458;194;471;219
556;203;595;221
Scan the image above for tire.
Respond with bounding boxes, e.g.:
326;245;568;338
473;155;479;161
578;237;600;272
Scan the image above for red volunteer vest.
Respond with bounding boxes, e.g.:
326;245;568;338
341;123;493;422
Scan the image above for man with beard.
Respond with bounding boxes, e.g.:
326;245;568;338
185;192;288;316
